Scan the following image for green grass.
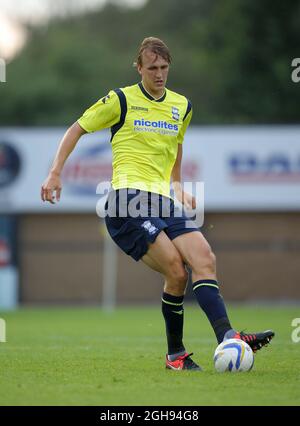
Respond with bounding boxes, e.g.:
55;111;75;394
0;305;299;406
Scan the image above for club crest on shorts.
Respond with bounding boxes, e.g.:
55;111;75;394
172;107;180;121
141;220;158;235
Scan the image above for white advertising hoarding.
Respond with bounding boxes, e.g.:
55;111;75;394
0;126;300;212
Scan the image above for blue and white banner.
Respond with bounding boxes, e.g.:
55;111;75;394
0;125;300;212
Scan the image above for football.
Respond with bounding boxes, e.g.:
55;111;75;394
213;338;254;372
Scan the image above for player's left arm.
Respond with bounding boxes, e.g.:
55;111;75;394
171;100;195;209
171;145;196;209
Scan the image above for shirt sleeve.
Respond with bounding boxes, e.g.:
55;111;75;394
177;99;192;145
77;90;121;133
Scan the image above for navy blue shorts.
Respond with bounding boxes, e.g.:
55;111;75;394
104;188;200;261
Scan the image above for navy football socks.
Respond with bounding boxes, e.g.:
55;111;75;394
162;292;185;356
192;279;232;343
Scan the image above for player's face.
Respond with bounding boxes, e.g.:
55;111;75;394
138;50;169;96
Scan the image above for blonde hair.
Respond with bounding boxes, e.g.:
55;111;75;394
134;37;172;67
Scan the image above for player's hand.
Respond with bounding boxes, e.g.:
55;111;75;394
41;172;62;204
176;190;196;210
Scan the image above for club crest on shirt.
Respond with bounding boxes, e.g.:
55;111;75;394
172;106;180;121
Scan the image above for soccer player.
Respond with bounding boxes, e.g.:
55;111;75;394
41;37;274;370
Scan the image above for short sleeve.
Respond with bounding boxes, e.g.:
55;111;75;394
77;90;121;133
178;99;192;145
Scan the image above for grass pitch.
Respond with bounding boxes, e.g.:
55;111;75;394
0;305;299;406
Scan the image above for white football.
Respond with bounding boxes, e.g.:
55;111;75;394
213;338;254;373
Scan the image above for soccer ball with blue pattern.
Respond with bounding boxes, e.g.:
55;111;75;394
213;338;254;372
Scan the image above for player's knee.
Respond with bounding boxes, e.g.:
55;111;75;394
203;248;216;273
192;247;216;275
166;255;188;287
176;267;188;288
164;272;187;295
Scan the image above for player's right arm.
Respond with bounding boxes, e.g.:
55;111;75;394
41;122;86;204
41;90;121;204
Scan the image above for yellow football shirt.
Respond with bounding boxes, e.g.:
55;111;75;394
77;82;192;198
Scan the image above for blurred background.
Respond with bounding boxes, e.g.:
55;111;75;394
1;0;300;310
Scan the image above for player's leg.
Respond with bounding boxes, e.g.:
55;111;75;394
142;231;187;358
105;189;199;369
142;231;201;370
171;231;274;351
143;230;187;295
171;231;232;343
142;253;164;274
171;231;216;283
